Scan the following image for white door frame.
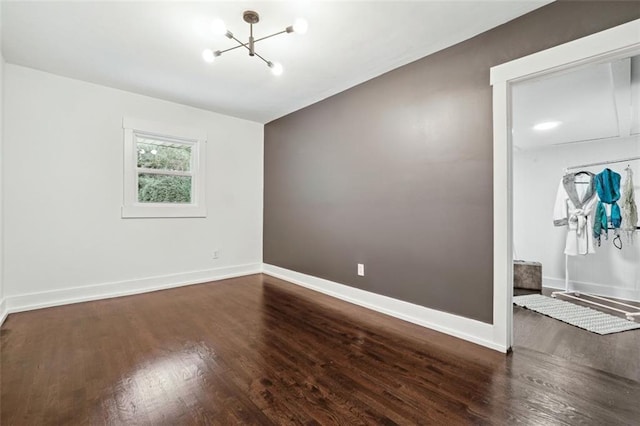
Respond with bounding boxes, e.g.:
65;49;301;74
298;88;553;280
490;19;640;351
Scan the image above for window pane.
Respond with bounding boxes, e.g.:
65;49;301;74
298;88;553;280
136;137;192;172
138;174;192;203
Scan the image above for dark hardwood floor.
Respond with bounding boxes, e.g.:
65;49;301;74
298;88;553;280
2;274;639;425
514;288;640;382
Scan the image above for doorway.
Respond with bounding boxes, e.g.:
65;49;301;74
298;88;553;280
509;55;640;379
490;19;640;352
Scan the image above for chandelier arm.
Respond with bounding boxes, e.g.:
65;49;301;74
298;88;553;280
220;29;287;55
218;43;248;55
216;35;273;66
252;51;272;66
253;29;288;44
229;34;253;54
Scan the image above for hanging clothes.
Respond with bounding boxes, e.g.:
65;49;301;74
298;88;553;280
593;168;622;245
553;171;598;255
621;167;638;244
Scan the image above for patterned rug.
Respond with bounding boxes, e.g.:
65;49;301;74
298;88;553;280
513;294;640;335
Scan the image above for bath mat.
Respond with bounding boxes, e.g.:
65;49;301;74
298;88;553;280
513;294;640;335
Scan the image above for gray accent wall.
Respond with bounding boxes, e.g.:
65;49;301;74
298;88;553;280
264;2;640;324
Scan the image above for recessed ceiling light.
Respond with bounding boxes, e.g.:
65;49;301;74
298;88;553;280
533;121;562;131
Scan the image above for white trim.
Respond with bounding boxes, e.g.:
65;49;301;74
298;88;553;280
122;117;206;142
490;19;640;85
263;264;507;352
1;263;261;317
543;277;640;302
121;204;207;218
491;19;640;351
122;117;207;218
492;80;512;350
137;168;193;177
0;298;8;327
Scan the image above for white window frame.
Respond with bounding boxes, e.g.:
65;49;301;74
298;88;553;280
122;117;207;218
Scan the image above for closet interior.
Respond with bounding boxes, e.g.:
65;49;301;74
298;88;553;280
510;53;640;374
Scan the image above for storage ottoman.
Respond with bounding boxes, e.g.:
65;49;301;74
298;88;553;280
513;260;542;290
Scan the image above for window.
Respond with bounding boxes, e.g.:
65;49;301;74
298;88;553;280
122;117;206;218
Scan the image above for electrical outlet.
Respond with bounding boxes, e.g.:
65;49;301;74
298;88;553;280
213;250;219;259
357;263;365;277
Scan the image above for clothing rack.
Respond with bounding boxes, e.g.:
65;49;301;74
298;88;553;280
553;253;640;321
564;155;640;171
552;156;640;322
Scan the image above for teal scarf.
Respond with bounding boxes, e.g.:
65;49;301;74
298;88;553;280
593;168;621;243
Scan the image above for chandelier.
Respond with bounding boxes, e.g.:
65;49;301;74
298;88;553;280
202;10;308;76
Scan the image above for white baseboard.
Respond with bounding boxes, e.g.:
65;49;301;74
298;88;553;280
0;298;7;327
1;263;262;322
543;276;640;302
263;264;506;353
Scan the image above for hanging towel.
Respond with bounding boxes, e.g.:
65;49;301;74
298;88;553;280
621;167;638;244
593;168;621;244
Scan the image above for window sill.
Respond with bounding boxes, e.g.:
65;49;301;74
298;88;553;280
122;204;207;218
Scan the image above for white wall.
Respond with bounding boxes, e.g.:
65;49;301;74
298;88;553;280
513;136;640;300
2;64;263;311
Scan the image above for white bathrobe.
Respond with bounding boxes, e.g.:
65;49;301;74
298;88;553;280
553;172;598;256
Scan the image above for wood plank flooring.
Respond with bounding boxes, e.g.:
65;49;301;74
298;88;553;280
514;289;640;382
2;274;639;425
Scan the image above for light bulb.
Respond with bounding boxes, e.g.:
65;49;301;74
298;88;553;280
533;121;562;131
202;49;216;63
270;62;283;76
211;19;227;36
293;18;308;35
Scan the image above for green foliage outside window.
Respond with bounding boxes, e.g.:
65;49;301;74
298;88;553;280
137;142;191;171
138;174;192;203
136;140;193;203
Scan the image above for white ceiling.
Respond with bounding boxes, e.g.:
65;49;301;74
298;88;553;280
512;56;640;150
2;1;550;123
632;56;640;135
